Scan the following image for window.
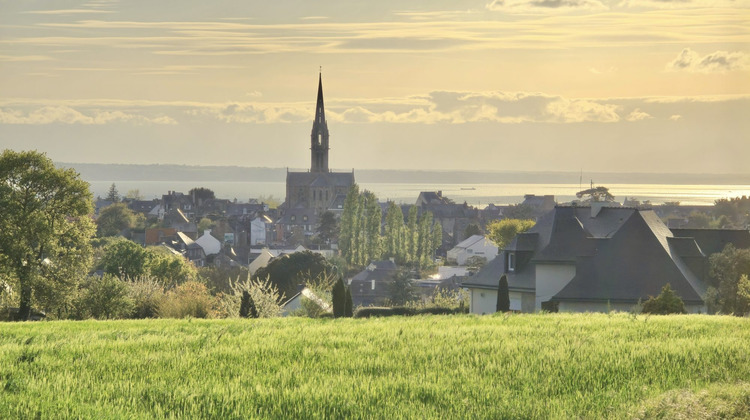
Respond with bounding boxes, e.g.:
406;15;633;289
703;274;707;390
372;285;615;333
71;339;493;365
508;253;516;272
303;215;308;222
291;215;296;222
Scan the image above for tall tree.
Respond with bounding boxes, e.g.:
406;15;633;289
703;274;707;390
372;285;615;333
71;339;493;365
253;250;337;300
316;211;339;245
96;203;138;237
188;187;215;205
384;202;405;262
363;191;382;263
0;150;95;320
418;211;434;266
496;274;510;312
389;269;416;306
106;183;120;203
338;184;360;264
344;286;353;317
332;276;346;318
406;206;419;264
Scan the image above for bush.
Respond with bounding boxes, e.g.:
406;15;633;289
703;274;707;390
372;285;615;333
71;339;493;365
230;276;284;318
78;274;134;319
642;283;687;315
127;277;165;319
158;281;214;319
332;277;346;318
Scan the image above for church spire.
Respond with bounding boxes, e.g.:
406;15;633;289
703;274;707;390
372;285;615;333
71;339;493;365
310;71;329;173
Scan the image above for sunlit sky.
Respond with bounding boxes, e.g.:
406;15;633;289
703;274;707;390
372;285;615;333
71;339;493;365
0;0;748;173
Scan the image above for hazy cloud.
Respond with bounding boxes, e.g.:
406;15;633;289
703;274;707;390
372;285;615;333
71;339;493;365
487;0;608;12
669;114;682;121
0;106;176;125
626;108;653;121
667;48;750;73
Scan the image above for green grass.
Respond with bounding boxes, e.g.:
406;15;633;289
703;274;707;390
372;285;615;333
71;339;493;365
1;313;749;419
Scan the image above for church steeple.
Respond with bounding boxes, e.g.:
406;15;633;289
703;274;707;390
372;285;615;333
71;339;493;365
310;71;329;173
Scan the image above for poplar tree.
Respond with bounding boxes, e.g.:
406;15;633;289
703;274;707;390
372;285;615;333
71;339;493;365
338;184;360;264
406;206;419;264
384;202;404;261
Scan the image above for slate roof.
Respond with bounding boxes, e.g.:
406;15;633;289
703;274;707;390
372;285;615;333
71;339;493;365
286;171;355;188
462;253;534;292
553;211;705;304
671;228;750;256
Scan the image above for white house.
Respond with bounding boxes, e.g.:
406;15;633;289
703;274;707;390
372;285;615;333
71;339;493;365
250;216;271;246
446;235;498;265
195;229;221;256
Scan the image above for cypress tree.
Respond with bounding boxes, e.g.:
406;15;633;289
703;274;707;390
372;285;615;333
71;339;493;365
497;274;510;312
240;290;251;318
345;286;353;317
332;277;346;318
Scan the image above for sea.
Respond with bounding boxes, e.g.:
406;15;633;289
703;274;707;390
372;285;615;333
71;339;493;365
88;180;750;207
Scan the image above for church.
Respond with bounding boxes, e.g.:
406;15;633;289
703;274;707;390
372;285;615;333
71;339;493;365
278;73;355;240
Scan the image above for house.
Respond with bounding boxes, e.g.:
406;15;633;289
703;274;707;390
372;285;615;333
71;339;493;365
195;229;221;256
248;248;275;275
415;192;480;247
171;232;205;267
446;235;498;265
144;227;177;246
348;260;398;307
462;204;750;314
249;216;271;246
520;194;556;218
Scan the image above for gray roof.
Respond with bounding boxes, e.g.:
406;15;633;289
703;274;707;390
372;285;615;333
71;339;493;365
461;252;534;292
286;171;355;188
671;228;750;256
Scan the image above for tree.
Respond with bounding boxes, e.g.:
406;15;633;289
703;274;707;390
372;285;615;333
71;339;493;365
641;283;686;315
125;189;142;200
252;250;337;300
496;274;510;312
389;270;416;306
96;203;139;237
188;187;215;204
147;249;198;287
406;206;419;264
737;274;750;316
487;219;536;249
99;239;153;279
332;276;346;318
384;202;405;262
464;224;481;238
239;290;258;318
466;256;487;272
316;211;339;244
77;274;133;319
708;244;750;315
502;204;535;220
0;150;95;320
345;286;353;317
106;183;120;203
338;184;360;264
686;211;711;228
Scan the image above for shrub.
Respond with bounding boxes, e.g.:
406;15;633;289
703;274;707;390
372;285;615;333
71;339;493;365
239;290;258;318
345;287;353;318
497;274;510;312
332;277;346;318
158;281;214;319
230;275;284;318
127;276;165;319
78;274;134;319
642;283;687;315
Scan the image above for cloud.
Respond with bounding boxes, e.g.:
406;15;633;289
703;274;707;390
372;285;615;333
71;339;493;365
617;0;743;9
626;108;652;121
486;0;608;12
667;48;750;73
669;114;682;121
0;106;176;125
22;9;114;15
0;55;54;62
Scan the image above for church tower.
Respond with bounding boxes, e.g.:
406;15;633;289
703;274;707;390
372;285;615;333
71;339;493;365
310;72;329;173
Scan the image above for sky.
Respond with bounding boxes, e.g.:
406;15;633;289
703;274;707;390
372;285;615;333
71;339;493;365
0;0;748;174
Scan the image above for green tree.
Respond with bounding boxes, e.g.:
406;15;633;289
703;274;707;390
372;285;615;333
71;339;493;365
253;250;337;301
106;183;120;203
239;290;258;318
737;274;750;316
464;224;481;238
502;203;535;220
78;274;134;319
345;286;353;317
332;276;346;318
708;244;750;315
364;191;382;263
97;203;139;237
99;239;153;279
686;211;711;228
147;249;198;287
406;206;419;264
384;202;405;262
188;187;215;203
316;211;339;244
338;184;361;264
389;270;416;306
0;150;95;320
641;283;687;315
496;274;510;312
487;219;536;249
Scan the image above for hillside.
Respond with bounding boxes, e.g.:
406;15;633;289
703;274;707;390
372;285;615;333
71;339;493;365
2;313;749;419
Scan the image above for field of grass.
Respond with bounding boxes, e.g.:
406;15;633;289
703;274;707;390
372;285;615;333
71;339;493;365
1;313;749;419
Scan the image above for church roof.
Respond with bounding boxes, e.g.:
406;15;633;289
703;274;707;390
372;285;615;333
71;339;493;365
286;171;355;187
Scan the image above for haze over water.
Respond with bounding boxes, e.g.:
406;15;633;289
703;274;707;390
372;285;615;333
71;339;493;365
88;180;750;207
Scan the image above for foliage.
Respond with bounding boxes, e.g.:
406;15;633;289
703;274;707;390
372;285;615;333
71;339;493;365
1;314;750;418
736;274;750;316
97;203;142;237
99;239;152;279
641;284;686;315
708;244;750;315
464;223;481;238
497;274;510;312
188;187;215;202
106;183;120;203
147;248;198;287
125;189;142;200
389;270;417;306
686;211;711;228
230;275;284;318
465;256;487;272
256;194;281;209
332;277;346;318
197;217;215;234
239;290;258;318
0;150;95;320
126;276;165;319
199;265;249;295
252;250;337;300
315;211;338;244
345;286;353;318
338;185;383;266
487;219;536;249
293;271;336;318
158;281;215;319
76;274;134;320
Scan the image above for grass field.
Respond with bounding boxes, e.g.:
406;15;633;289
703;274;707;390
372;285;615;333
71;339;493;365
1;313;749;419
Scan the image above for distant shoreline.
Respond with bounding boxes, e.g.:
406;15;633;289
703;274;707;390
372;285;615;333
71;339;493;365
57;162;750;186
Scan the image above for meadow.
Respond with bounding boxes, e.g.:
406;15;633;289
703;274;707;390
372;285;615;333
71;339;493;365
1;313;749;419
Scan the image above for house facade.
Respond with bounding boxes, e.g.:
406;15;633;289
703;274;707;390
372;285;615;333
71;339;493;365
446;234;498;265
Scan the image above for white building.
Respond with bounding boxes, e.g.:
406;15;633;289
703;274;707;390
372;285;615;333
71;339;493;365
446;235;498;266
